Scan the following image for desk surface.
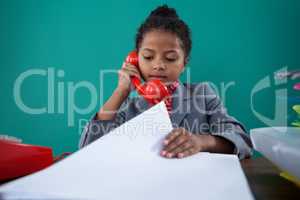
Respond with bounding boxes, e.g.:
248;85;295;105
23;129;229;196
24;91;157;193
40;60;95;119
241;157;300;200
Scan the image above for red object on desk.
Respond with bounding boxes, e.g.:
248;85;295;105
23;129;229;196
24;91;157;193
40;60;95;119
0;139;54;181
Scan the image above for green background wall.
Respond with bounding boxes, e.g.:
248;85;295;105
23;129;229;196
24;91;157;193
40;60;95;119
0;0;299;156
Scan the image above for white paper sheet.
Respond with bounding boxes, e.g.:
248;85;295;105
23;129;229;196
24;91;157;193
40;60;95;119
0;102;253;200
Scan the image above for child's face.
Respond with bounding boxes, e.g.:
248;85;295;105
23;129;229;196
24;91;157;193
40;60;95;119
138;30;186;84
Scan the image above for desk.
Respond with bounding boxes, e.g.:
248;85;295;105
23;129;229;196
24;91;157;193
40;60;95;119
241;157;300;200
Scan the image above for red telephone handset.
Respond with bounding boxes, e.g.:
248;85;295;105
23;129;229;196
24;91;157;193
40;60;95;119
125;51;170;105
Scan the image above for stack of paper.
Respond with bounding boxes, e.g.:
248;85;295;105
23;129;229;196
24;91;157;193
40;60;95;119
0;102;253;200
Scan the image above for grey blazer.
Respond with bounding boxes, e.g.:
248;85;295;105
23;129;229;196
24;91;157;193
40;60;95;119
79;82;252;159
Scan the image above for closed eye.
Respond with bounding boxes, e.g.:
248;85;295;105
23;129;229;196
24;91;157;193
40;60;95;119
166;57;176;62
143;56;153;60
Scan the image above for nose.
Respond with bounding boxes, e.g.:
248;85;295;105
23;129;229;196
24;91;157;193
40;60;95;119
153;60;166;71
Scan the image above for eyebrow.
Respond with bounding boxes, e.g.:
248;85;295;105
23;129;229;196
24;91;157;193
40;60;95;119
142;48;178;54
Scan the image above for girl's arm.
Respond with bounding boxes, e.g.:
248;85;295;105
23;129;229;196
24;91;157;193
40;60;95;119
202;135;234;154
161;83;252;159
79;63;142;148
96;62;142;120
96;87;130;120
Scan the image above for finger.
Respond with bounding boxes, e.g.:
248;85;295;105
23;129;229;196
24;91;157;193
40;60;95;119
118;70;131;81
177;147;198;159
124;63;140;73
163;128;185;146
122;66;140;74
170;140;193;157
123;66;141;77
124;62;138;68
160;130;182;157
163;135;190;158
120;68;141;79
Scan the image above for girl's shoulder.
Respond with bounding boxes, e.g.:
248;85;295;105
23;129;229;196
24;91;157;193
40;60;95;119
181;82;218;96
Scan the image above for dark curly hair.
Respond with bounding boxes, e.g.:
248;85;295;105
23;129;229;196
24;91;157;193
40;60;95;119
135;5;192;61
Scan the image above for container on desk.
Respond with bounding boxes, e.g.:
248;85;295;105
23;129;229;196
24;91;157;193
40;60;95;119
250;127;300;186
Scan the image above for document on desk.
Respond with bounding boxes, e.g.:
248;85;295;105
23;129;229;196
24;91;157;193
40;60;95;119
0;102;253;200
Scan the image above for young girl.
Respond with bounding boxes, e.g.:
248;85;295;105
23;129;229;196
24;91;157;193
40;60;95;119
79;5;252;160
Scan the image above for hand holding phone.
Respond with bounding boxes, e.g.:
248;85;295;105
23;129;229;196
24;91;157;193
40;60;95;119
125;51;170;105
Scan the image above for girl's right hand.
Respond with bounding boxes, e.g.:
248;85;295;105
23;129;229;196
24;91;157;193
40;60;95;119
117;62;142;93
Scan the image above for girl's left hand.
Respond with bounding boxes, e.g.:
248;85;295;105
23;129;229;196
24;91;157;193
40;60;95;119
160;128;211;159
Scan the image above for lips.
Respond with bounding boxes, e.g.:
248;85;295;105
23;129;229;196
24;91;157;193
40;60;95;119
149;75;167;80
